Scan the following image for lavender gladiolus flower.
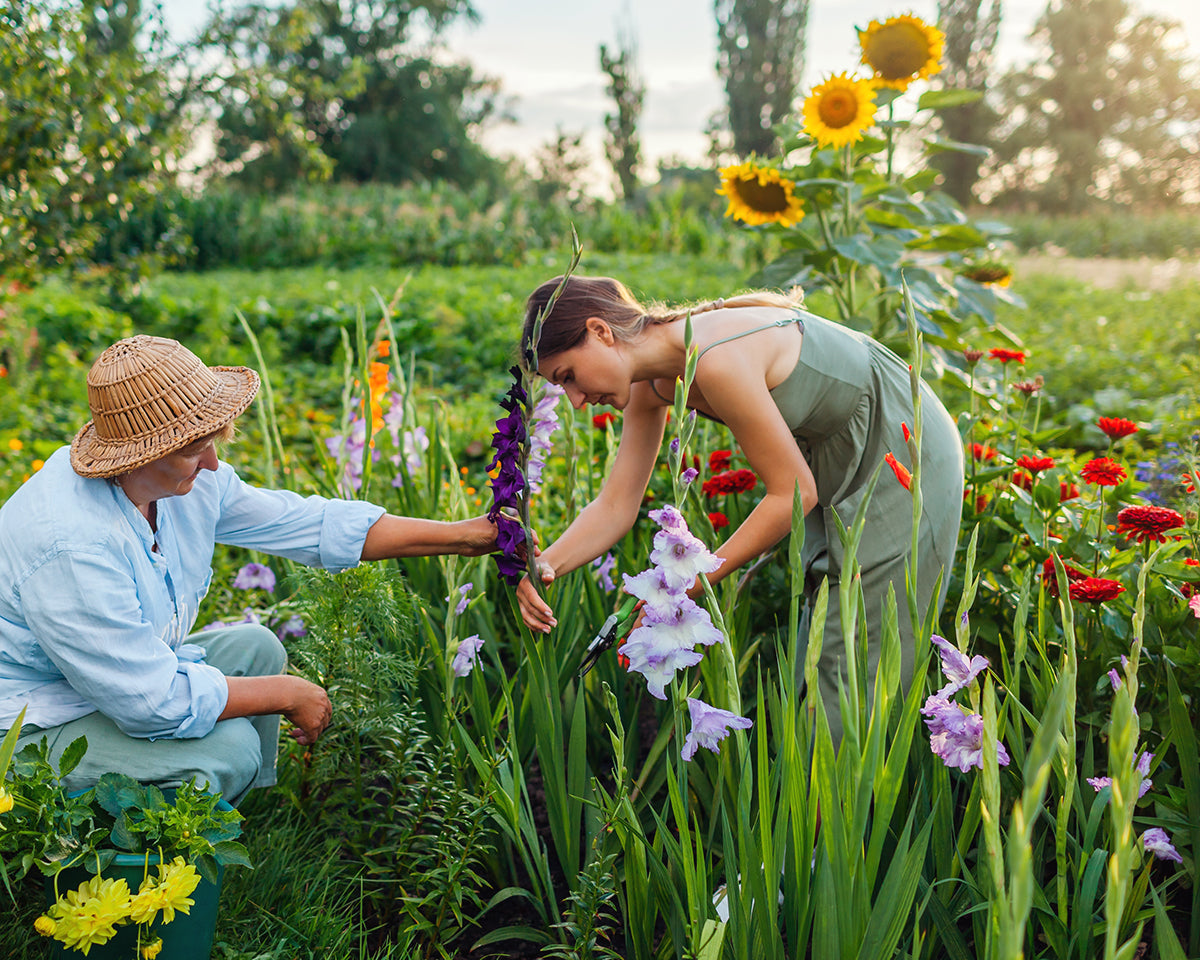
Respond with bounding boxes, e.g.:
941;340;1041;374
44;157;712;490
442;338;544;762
1088;751;1153;799
623;567;686;620
681;697;753;760
446;583;473;616
1142;827;1183;862
681;467;698;485
527;384;564;494
592;553;617;592
931;633;989;696
233;563;276;592
452;635;485;677
621;598;723;699
276;615;307;639
921;695;1011;772
649;520;724;593
669;437;680;456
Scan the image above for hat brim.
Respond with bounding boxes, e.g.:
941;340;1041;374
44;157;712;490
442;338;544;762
70;366;260;478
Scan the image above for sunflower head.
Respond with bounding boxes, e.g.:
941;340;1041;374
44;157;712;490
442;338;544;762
958;260;1013;287
858;14;945;90
715;161;805;227
802;73;879;149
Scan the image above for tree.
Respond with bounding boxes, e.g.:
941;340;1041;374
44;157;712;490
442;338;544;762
207;0;504;190
932;0;1002;204
599;22;645;203
0;0;189;281
714;0;809;158
985;0;1200;211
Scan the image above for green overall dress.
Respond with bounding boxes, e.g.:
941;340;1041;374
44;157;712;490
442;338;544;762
698;310;964;743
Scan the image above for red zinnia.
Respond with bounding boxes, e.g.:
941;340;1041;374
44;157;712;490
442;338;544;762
1016;455;1055;474
702;468;758;496
1042;556;1088;598
1079;457;1126;487
970;443;998;462
708;511;730;530
708;449;732;473
1060;481;1080;502
1012;470;1033;491
884;452;912;491
1069;577;1125;604
593;412;617;430
1097;417;1138;439
1115;505;1185;544
989;347;1026;364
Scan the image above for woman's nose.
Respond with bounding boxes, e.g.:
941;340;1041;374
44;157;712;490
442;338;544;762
565;385;586;410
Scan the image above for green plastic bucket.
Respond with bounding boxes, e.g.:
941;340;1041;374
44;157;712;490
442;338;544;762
42;793;233;960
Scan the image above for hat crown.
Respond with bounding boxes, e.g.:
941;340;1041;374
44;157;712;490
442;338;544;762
87;336;221;443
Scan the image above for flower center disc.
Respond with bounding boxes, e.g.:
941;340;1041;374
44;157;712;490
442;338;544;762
819;90;858;128
864;23;931;80
733;177;788;213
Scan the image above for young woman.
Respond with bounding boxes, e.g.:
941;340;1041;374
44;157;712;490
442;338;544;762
516;275;964;742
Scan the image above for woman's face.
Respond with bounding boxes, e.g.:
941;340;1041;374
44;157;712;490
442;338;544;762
124;435;220;502
538;319;630;410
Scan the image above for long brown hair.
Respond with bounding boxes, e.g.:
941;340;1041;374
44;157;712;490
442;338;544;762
522;275;805;369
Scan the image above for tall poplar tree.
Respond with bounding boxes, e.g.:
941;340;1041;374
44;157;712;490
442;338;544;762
714;0;809;158
600;22;645;203
933;0;1002;204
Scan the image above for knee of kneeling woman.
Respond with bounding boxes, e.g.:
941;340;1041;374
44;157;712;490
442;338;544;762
189;718;263;803
232;623;288;675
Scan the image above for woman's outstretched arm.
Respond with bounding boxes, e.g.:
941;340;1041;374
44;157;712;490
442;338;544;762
516;383;669;632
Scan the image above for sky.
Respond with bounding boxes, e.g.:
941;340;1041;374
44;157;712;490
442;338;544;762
161;0;1198;185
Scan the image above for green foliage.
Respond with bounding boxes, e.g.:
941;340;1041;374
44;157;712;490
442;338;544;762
206;0;502;191
986;0;1200;211
994;208;1200;258
0;0;190;284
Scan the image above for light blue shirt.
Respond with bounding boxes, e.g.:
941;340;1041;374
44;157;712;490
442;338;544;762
0;447;385;738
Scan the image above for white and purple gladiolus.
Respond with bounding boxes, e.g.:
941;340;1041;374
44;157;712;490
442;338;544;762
526;383;564;494
681;697;753;760
325;417;374;494
452;634;485;677
1142;827;1183;863
233;562;276;592
920;695;1011;772
620;506;725;701
931;633;989;696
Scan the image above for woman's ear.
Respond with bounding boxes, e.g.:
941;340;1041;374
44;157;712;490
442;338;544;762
586;316;615;345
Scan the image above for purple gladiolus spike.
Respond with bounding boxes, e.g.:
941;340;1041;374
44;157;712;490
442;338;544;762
921;694;1010;772
649;524;724;593
233;563;276;592
681;698;753;760
592;553;617;592
623;568;687;620
445;583;473;616
681;467;698;485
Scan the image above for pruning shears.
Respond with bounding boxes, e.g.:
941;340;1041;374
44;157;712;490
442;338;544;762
578;595;640;677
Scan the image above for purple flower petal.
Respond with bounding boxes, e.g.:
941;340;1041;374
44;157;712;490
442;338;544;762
931;634;989;695
1142;827;1182;862
452;634;485;677
681;697;753;760
233;563;276;592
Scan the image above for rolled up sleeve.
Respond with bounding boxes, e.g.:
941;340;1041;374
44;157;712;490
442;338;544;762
19;551;228;739
212;470;385;573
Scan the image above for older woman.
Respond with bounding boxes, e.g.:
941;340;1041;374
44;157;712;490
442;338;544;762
0;335;496;804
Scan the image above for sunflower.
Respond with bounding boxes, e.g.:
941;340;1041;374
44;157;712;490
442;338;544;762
802;73;879;149
715;161;805;227
858;13;945;90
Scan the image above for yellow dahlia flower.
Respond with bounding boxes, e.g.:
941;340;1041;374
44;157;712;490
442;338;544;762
859;13;945;90
0;786;13;814
715;161;805;227
142;857;200;925
48;874;132;954
802;73;879;148
141;937;164;959
34;915;57;937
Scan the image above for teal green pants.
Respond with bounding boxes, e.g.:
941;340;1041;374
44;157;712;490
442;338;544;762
14;624;286;806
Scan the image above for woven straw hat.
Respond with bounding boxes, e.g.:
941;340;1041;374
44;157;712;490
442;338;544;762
70;336;260;478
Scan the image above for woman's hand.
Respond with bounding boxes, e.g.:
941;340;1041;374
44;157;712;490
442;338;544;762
280;675;332;745
517;561;557;634
456;515;501;556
